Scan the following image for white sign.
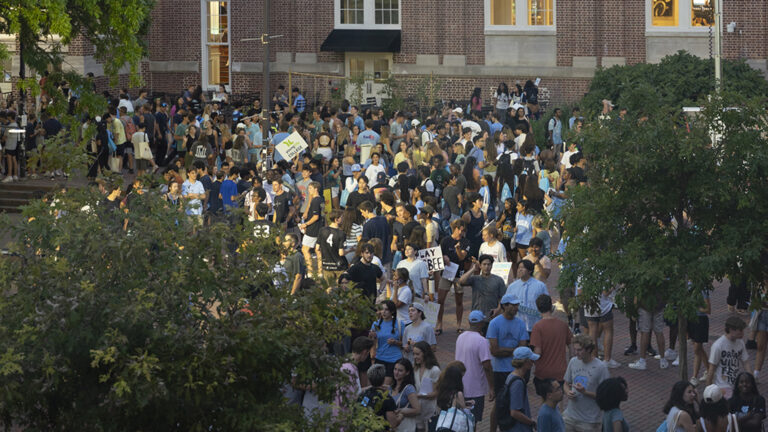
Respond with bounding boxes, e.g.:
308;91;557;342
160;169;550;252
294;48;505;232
441;262;459;281
275;130;308;161
491;262;514;284
414;299;441;328
418;246;444;272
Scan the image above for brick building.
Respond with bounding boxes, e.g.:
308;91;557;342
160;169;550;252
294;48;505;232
4;1;768;107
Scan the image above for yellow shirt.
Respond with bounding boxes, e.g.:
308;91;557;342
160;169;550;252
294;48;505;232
110;118;127;144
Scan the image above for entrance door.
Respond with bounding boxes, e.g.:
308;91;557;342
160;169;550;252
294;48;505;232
345;53;392;106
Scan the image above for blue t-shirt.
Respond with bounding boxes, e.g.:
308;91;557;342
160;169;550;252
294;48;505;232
371;319;404;363
505;278;549;332
515;213;535;246
506;375;533;432
358;130;381;146
537;404;565;432
602;408;629;432
486;315;528;372
271;132;291;162
220;179;238;211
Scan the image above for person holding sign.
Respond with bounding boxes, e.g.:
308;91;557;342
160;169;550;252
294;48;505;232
436;219;470;335
457;254;507;322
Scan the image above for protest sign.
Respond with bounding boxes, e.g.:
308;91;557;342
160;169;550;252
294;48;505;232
491;262;514;284
441;262;459;281
414;299;441;328
275;130;309;161
418;246;444;272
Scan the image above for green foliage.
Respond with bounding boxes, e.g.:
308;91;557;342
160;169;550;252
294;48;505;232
0;186;378;431
580;51;768;116
412;74;443;116
378;75;406;118
558;92;768;321
347;74;366;107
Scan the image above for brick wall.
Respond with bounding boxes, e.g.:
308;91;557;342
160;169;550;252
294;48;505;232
721;0;768;60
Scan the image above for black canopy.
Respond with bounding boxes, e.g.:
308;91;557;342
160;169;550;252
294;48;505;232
320;30;401;53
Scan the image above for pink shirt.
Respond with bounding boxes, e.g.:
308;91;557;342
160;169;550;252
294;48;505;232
454;330;492;398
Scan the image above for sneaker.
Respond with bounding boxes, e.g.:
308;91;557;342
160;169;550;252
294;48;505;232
1;176;13;183
665;349;678;362
628;358;647;370
660;358;669;369
624;345;638;355
747;339;758;350
606;359;621;369
672;357;679;366
689;376;699;386
647;346;658;357
573;324;581;335
12;176;18;181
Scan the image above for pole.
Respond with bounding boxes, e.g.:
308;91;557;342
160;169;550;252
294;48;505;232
713;0;722;92
18;22;26;177
288;68;292;107
261;0;271;149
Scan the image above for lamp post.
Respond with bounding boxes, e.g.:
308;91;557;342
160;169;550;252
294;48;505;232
713;0;722;92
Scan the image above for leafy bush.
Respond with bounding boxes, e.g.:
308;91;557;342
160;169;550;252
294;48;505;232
580;51;768;116
0;185;378;431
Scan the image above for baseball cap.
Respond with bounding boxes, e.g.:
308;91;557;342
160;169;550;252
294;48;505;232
411;119;421;127
377;172;387;182
452;107;463;114
702;384;724;403
236;122;246;130
160;102;168;107
351;164;362;172
411;303;425;313
501;294;521;305
468;310;486;323
513;346;540;361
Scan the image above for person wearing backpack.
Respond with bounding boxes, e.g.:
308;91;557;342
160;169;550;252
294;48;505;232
496;347;539;431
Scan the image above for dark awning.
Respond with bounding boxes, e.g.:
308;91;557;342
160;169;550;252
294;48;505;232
320;30;401;53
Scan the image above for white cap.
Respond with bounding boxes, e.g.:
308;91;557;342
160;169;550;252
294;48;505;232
702;385;724;403
411;119;421;126
452;107;463;114
236;122;246;130
95;116;102;122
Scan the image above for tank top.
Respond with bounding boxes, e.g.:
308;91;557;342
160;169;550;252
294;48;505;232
467;209;485;242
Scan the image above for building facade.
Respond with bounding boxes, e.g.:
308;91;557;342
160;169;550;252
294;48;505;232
4;1;768;107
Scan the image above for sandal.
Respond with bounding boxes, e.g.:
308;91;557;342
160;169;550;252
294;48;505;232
434;328;443;336
456;328;464;334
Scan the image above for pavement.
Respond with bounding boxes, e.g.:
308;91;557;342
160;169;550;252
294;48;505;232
432;262;765;431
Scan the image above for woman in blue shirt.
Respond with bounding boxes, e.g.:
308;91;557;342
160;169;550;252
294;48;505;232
514;200;535;261
369;300;404;388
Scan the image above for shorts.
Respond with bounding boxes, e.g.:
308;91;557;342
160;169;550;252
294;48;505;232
586;308;613;323
331;186;340;198
466;396;485;422
438;276;463;294
757;310;768;332
516;244;529;253
638;308;665;334
493;371;511;398
136;158;151;171
301;235;318;248
4;148;17;156
564;416;601;432
687;315;709;344
116;143;128;156
374;358;396;378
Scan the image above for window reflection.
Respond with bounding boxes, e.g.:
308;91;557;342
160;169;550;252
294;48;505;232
652;0;678;26
691;0;713;26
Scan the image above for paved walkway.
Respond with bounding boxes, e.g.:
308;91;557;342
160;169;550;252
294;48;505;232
432;263;765;431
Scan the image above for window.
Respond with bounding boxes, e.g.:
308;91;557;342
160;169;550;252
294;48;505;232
652;0;677;26
491;0;516;25
374;58;390;81
529;0;553;26
202;1;230;88
375;0;399;25
485;0;554;29
691;0;713;26
349;58;365;78
335;0;400;28
341;0;364;24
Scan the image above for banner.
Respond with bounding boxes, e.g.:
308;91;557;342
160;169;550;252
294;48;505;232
418;246;445;272
275;130;309;161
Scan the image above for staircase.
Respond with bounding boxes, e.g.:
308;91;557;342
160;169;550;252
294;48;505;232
0;181;58;213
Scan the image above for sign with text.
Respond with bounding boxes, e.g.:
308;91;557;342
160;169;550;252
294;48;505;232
491;262;514;284
275;130;309;161
414;299;441;328
418;246;445;272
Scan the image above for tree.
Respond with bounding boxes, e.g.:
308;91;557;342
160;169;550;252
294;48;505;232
0;184;381;431
558;92;768;380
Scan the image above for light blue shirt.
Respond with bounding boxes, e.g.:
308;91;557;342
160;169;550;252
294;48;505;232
182;179;205;216
548;117;563;145
358;130;380;146
515;213;535;246
353;115;365;131
271;132;291;162
486;315;528;372
505;278;549;332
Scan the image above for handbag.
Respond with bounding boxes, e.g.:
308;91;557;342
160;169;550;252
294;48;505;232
394;388;420;432
136;140;153;160
436;407;474;432
108;154;121;173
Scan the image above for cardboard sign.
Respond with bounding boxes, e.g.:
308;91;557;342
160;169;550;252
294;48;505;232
418;247;444;272
414;299;441;328
491;262;514;284
275;130;308;161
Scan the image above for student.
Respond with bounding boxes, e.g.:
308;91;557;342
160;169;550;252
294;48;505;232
596;377;629;432
537;378;566;432
707;316;750;399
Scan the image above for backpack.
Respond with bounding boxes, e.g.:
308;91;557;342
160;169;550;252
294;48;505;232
122;116;137;141
496;374;523;430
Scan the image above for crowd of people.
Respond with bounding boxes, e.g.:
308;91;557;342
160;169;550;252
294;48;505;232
5;78;768;431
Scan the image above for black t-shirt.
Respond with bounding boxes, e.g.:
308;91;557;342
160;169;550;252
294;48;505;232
359;387;397;431
318;226;348;271
305;196;324;237
253;219;275;239
346;190;375;210
440;235;470;268
402;220;419;241
729;394;766;432
273;191;294;226
155;111;169;135
208;180;223;213
43;118;63;137
347;261;383;299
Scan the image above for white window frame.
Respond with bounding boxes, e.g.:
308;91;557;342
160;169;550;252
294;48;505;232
484;0;556;34
201;0;231;91
334;0;401;30
646;0;712;34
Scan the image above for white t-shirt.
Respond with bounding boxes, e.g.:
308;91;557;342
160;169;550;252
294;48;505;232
397;258;429;297
709;335;749;396
479;241;507;263
494;91;511;110
461;120;482;140
562;150;578;169
391;285;413;324
365;164;385;185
